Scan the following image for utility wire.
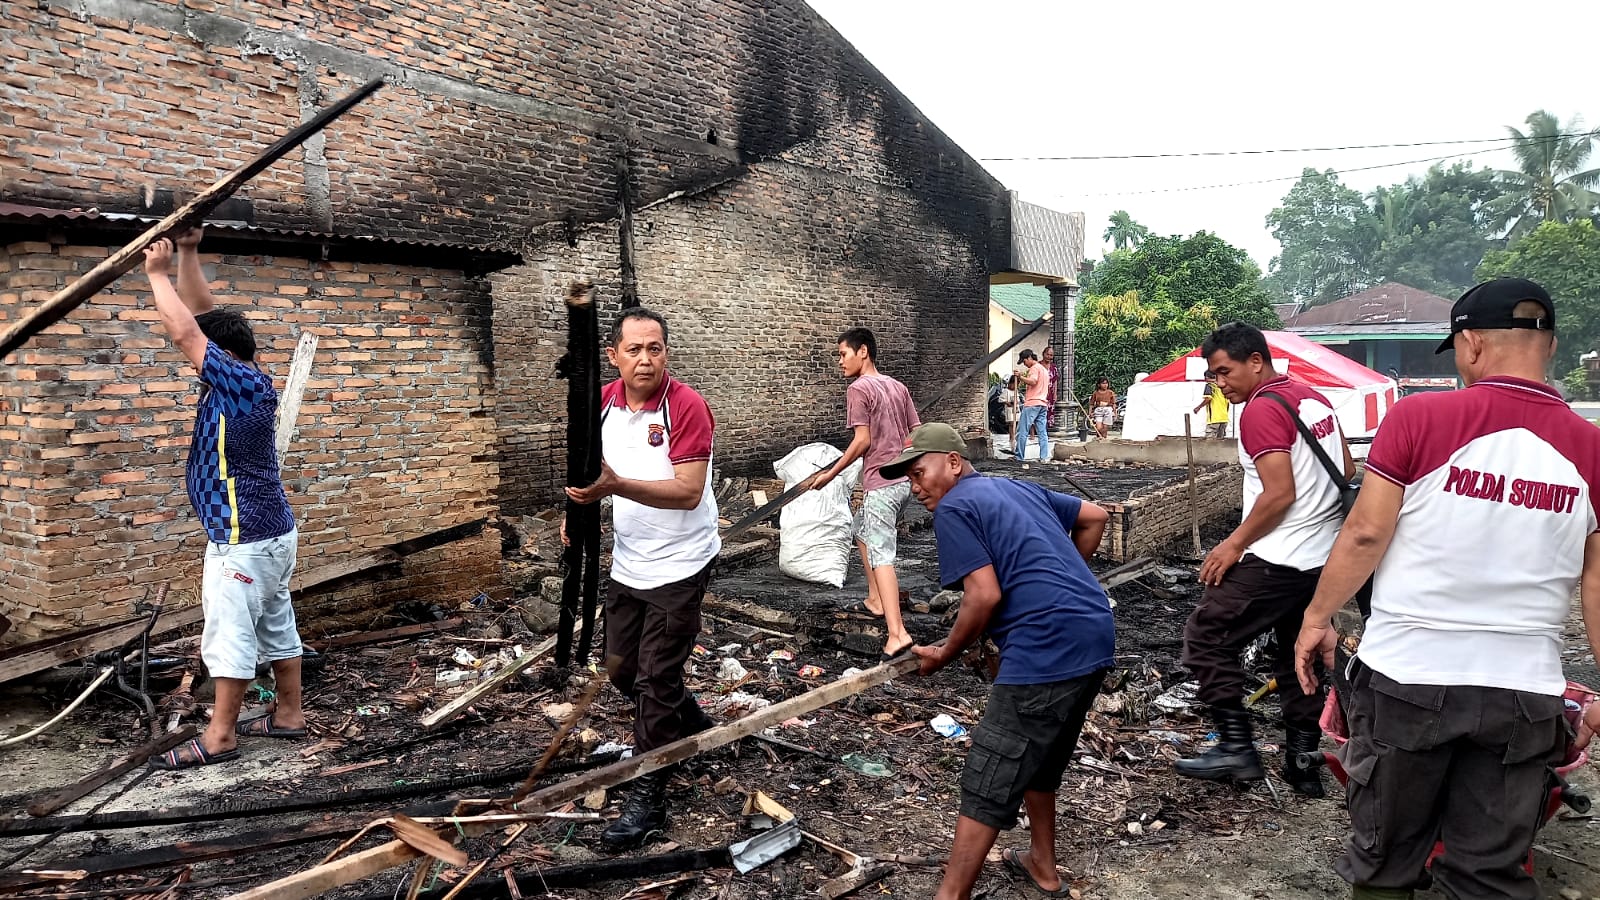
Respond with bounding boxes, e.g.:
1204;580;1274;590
980;131;1596;162
1066;147;1514;198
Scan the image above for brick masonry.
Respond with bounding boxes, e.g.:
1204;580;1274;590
0;239;502;639
0;0;1012;636
1098;464;1245;563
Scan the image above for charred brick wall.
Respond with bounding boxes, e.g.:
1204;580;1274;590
0;238;500;640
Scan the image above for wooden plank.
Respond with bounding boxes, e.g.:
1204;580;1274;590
0;78;383;362
310;618;465;652
0;605;205;686
0;817;378;891
388;815;467;867
1097;557;1160;592
228;654;923;900
274;332;318;458
290;550;401;594
918;312;1052;416
27;726;197;817
418;622;576;730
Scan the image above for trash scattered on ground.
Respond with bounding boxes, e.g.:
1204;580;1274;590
1148;730;1189;745
841;752;892;777
766;649;795;662
840;667;864;678
714;691;771;715
435;669;476;687
593;741;633;759
779;718;815;729
355;704;389;717
929;714;968;738
541;702;576;722
718;643;743;654
797;665;824;678
693;644;711;658
1151;680;1200;714
718;658;749;681
452;647;480;668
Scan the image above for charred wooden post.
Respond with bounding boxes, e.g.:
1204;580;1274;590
555;282;603;668
616;150;640;310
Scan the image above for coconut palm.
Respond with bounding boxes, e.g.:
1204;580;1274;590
1491;110;1600;239
1103;210;1151;250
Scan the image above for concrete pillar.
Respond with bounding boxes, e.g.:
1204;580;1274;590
1048;282;1080;437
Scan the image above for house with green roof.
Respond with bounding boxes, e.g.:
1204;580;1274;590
988;282;1052;379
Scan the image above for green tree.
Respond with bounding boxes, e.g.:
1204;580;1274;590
1075;290;1217;399
1475;219;1600;375
1490;111;1600;239
1076;231;1279;396
1369;163;1506;297
1265;169;1379;303
1102;210;1151;251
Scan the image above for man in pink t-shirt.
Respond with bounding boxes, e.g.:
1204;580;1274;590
810;327;920;658
1017;349;1051;461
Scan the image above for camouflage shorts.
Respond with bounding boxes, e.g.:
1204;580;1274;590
853;481;913;568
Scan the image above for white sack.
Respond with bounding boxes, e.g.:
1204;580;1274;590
773;443;862;587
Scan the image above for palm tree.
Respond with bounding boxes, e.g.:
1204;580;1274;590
1491;111;1600;239
1103;210;1151;250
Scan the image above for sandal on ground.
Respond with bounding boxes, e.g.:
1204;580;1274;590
879;641;914;663
1001;848;1072;896
844;599;884;617
149;738;240;771
236;716;308;738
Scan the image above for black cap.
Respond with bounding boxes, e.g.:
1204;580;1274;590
1435;278;1555;354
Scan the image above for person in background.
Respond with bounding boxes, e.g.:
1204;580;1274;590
1089;378;1117;440
883;423;1114;900
1017;350;1051;461
808;328;920;659
1192;373;1231;438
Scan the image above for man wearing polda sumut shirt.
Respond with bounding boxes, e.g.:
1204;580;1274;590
1297;278;1600;900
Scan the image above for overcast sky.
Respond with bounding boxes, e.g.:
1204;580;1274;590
805;0;1597;273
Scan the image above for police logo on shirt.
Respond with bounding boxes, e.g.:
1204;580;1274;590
648;424;666;447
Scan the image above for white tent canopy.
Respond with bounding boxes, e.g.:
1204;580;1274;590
1121;331;1399;441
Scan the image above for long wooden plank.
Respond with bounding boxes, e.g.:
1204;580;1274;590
0;605;205;686
227;654;923;900
0;78;383;361
918;312;1052;416
419;620;579;730
274;332;319;458
311;618;466;652
27;726;197;817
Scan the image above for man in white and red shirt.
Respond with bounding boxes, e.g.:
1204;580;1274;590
1176;322;1354;796
1297;279;1600;900
566;307;720;851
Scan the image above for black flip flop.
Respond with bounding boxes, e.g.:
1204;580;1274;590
236;716;308;739
844;599;884;617
880;644;914;663
1001;849;1072;896
149;738;241;771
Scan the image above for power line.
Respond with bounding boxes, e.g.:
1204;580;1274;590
1066;148;1510;198
981;132;1595;162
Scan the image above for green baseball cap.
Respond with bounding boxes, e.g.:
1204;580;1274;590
878;423;968;481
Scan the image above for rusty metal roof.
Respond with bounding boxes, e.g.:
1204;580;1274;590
0;202;523;269
1285;283;1453;327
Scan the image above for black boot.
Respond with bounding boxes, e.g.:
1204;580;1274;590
600;769;669;851
1175;706;1265;783
1283;726;1326;798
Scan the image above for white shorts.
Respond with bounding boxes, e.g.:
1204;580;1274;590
1093;406;1116;426
853;482;913;569
200;529;301;680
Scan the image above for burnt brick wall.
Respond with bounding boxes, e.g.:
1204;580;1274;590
0;239;500;640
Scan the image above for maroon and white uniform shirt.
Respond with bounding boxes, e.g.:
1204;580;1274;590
600;376;720;590
1359;377;1600;695
1237;375;1347;571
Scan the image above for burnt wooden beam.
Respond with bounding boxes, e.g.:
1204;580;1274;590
918;312;1052;416
555;282;602;668
0;78;383;361
0;605;206;686
225;654;925;900
26;726;197;817
310;618;466;652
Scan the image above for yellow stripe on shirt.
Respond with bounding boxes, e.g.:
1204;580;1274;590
218;414;241;545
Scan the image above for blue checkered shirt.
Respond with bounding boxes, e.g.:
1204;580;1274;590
185;342;295;545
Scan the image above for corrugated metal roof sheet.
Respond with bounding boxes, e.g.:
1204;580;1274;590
0;202;520;259
1285;282;1452;327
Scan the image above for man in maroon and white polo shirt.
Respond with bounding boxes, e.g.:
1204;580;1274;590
1297;279;1600;900
566;307;720;851
1175;321;1354;796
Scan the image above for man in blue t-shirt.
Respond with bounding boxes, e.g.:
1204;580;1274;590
880;423;1114;900
141;230;303;771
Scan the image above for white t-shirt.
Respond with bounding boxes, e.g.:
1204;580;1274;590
1236;376;1345;571
1358;377;1600;695
600;376;721;590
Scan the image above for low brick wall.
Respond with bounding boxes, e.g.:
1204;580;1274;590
1098;464;1243;562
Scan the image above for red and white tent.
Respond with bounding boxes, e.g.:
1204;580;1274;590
1120;331;1399;441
